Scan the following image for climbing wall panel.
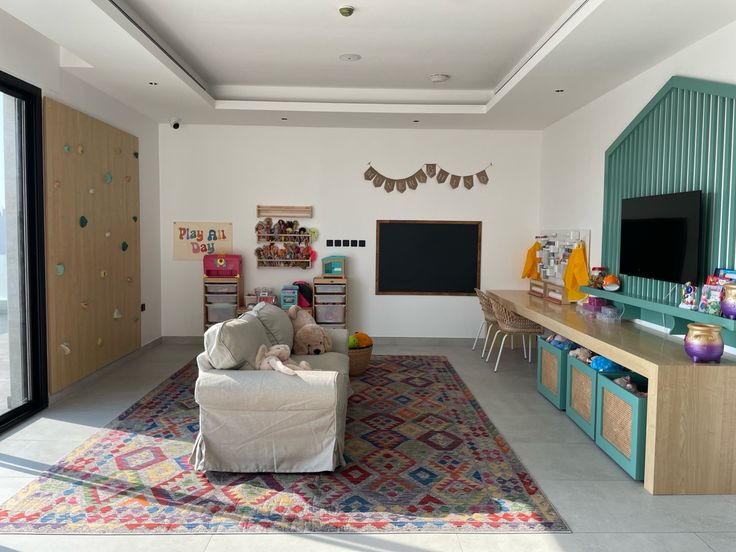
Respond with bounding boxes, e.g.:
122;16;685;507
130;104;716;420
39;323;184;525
43;98;141;394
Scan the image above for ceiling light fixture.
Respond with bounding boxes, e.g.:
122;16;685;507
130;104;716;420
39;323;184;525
554;89;565;93
148;81;159;86
281;117;288;121
412;120;420;123
339;5;355;17
428;73;450;83
339;53;362;62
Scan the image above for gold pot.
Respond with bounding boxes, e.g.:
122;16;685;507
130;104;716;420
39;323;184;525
684;323;724;363
722;282;736;320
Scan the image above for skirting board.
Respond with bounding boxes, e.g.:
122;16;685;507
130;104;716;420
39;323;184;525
48;337;163;405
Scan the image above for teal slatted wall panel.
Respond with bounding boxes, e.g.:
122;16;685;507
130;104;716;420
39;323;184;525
602;77;736;309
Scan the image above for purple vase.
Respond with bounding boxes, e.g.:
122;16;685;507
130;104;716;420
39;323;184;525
684;323;724;363
722;283;736;320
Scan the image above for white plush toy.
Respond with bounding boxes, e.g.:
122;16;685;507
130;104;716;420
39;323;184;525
255;344;311;376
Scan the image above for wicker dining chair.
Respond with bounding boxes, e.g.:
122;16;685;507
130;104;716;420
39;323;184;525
472;289;497;356
486;296;544;372
473;288;496;358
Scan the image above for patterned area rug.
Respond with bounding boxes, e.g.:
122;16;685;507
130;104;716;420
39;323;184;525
0;355;568;533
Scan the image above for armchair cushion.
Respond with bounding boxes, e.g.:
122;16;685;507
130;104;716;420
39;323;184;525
249;302;294;347
204;316;270;370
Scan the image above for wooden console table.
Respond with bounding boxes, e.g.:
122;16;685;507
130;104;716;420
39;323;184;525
489;290;736;495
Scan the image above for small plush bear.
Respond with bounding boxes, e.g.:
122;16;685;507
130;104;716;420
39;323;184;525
255;344;311;376
288;305;333;355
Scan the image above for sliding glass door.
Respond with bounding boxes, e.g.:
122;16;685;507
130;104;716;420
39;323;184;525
0;70;46;433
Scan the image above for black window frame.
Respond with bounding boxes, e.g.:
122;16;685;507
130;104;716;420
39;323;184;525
0;69;48;434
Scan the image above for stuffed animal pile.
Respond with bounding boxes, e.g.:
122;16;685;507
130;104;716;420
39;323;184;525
255;344;311;376
288;305;333;355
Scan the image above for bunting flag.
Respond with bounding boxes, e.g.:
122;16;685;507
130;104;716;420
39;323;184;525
363;162;492;193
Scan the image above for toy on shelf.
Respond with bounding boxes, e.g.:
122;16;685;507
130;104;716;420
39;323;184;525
322;255;347;279
255;217;312;244
255;242;314;268
203;254;241;278
722;282;736;320
602;274;621;292
698;284;723;316
588;267;608;289
679;282;699;310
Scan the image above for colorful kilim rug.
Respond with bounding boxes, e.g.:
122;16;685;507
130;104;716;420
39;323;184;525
0;355;568;533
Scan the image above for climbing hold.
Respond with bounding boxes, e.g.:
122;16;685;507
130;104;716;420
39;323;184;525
60;342;71;355
76;144;84;155
80;301;89;310
132;215;138;223
121;241;129;252
63;144;71;153
113;308;123;320
97;337;103;346
126;277;134;283
56;263;65;276
53;179;62;189
104;172;113;184
133;151;139;159
89;187;95;195
79;216;88;228
105;231;111;238
100;270;108;279
125;176;131;183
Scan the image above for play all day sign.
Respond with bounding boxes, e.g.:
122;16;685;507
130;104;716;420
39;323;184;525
173;221;233;260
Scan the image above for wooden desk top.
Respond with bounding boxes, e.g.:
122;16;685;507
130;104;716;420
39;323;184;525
489;290;736;378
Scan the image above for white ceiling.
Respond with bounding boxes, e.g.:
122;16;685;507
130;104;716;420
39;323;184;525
1;0;736;128
123;0;577;103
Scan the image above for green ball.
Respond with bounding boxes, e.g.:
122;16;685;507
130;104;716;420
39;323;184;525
348;335;359;349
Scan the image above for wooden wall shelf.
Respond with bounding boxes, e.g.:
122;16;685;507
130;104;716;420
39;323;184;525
581;286;736;334
256;205;313;218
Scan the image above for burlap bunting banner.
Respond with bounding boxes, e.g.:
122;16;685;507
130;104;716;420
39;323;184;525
364;162;492;193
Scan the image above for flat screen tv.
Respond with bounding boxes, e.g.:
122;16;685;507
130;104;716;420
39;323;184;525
619;190;701;283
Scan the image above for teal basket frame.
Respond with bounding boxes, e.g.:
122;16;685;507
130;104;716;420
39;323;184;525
537;337;567;410
595;373;648;480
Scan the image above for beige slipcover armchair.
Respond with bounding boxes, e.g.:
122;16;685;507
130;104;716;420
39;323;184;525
190;303;351;473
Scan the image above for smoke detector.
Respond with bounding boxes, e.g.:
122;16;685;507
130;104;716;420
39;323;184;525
339;53;362;62
339;5;355;17
428;73;451;83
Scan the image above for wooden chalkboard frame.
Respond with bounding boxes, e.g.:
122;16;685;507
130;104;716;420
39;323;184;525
375;220;481;296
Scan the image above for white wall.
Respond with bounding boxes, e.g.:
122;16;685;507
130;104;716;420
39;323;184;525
159;125;541;337
0;10;162;345
540;20;736;267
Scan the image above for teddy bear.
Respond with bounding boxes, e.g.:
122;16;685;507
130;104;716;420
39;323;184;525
255;344;311;376
288;305;333;355
569;347;594;364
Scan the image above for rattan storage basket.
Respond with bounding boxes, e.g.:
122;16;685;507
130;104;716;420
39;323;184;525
348;346;372;376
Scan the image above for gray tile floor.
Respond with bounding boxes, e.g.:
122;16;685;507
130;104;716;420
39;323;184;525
0;340;734;551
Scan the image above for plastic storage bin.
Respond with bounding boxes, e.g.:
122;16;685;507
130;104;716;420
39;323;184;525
315;304;346;324
315;284;346;294
205;294;237;304
537;337;568;410
207;303;237;323
315;294;346;304
595;372;648;480
205;283;237;294
565;356;627;439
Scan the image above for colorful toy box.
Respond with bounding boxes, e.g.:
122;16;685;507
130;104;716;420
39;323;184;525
322;256;347;278
280;285;299;310
203;254;241;278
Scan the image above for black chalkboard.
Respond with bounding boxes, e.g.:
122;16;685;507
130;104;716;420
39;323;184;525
376;220;481;295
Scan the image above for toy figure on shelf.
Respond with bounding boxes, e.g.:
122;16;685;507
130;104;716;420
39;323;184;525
698;284;723;316
588;267;608;289
679;282;698;310
602;274;621;292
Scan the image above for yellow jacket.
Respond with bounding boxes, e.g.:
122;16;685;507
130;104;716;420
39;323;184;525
521;242;541;280
563;244;589;301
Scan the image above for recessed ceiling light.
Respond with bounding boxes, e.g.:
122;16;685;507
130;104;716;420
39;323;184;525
339;5;355;17
339;53;362;62
554;89;565;93
412;120;420;123
281;117;288;121
148;81;159;86
428;73;450;83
